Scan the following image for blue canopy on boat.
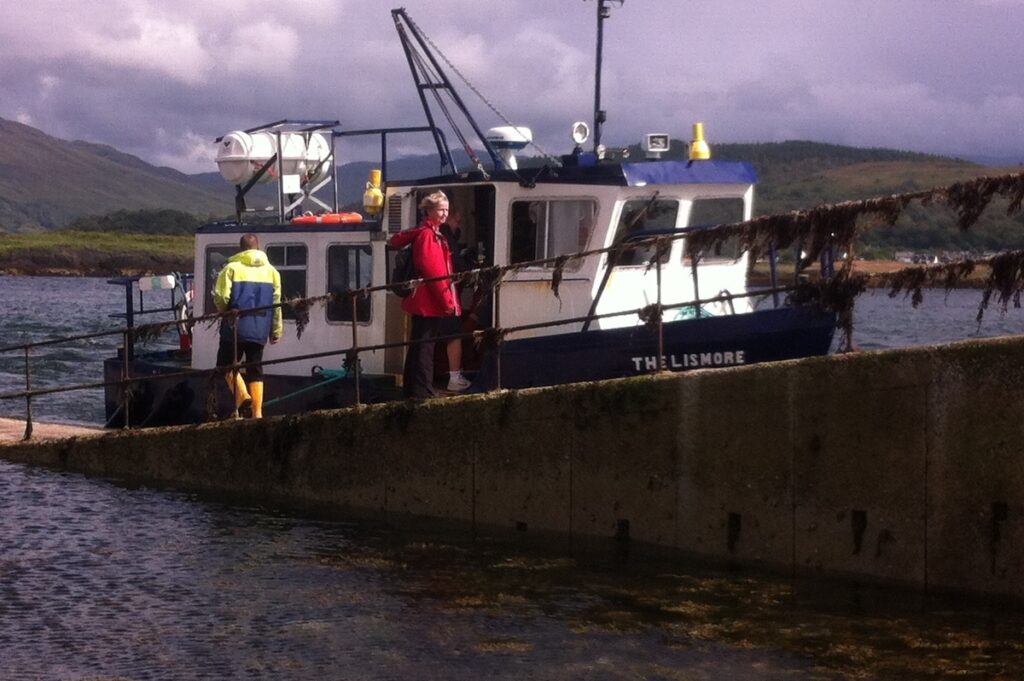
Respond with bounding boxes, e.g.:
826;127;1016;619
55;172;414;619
621;160;757;187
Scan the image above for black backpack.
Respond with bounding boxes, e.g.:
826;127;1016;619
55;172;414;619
390;247;417;298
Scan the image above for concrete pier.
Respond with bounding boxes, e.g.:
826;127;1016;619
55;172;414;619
0;418;100;444
3;335;1024;598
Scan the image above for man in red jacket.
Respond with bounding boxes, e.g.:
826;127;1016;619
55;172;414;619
390;191;462;398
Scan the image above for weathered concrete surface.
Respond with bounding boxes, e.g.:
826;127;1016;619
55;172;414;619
0;418;99;444
4;335;1024;598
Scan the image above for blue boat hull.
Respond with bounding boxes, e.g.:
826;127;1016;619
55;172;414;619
478;305;836;389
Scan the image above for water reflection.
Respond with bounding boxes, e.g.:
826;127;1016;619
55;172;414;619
2;459;1023;680
853;286;1024;351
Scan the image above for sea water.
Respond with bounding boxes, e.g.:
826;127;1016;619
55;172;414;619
4;276;1024;425
3;275;1024;679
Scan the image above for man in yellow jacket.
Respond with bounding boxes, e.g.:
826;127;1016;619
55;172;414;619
214;233;283;418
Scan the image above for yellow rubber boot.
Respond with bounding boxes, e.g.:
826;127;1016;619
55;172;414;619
225;372;251;417
250;381;265;419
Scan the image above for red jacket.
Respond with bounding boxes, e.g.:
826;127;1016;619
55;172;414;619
390;219;462;318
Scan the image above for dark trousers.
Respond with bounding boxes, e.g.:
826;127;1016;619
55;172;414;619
403;315;446;398
216;338;266;379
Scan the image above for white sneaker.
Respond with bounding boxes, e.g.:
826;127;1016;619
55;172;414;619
447;373;471;392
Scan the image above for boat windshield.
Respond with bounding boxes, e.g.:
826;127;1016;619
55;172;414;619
612;198;679;266
686;197;745;262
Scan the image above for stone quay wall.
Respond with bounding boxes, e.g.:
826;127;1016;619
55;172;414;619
3;335;1024;598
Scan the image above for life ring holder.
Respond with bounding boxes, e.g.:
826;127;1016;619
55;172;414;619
172;274;194;351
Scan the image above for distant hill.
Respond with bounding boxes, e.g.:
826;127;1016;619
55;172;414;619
617;138;975;212
2;116;1022;255
0;117;231;230
0;116;430;230
719;142;1024;255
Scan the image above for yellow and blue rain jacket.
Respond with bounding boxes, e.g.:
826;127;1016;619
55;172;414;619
213;249;283;343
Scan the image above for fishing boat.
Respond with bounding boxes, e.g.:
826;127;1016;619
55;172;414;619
103;6;837;427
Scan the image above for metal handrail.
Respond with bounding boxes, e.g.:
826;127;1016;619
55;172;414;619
0;287;776;403
0;227;811;440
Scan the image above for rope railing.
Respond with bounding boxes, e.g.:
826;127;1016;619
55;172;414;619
4;169;1024;439
0;285;770;402
0;255;783;439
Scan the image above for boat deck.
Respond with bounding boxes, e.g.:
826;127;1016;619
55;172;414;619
0;418;101;445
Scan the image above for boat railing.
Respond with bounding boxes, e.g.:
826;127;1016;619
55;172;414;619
4;168;1024;439
220;120;450;223
0;225;815;439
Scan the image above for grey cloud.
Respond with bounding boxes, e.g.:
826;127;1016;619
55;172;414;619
2;0;1023;173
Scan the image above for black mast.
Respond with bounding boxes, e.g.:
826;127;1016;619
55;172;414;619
391;8;503;172
591;0;623;154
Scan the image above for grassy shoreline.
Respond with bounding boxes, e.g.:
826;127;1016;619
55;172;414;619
0;231;996;285
0;231;193;276
752;260;992;288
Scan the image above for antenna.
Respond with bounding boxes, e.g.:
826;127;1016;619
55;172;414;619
586;0;624;154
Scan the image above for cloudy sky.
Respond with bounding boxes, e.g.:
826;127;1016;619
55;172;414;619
2;0;1023;174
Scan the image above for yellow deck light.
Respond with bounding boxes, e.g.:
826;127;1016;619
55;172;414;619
363;168;384;215
689;122;711;161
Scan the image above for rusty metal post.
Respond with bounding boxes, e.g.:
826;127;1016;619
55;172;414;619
690;252;701;319
493;283;502;390
121;330;131;429
350;294;361;406
231;312;240;415
22;346;33;441
656;247;665;371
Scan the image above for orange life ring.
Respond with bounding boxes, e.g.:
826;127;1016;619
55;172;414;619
290;212;363;225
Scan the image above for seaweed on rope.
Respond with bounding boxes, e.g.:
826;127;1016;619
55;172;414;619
181;171;1024;352
675;171;1024;345
945;174;1024;230
473;327;505;354
788;267;869;352
683;172;1024;277
860;250;1024;323
287;296;314;340
549;255;570;300
129;320;177;345
342;349;359;372
638;303;663;332
977;250;1024;320
877;260;977;308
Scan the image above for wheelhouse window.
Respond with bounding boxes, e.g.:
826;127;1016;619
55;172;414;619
327;245;373;322
685;198;745;262
611;198;679;266
510;199;596;268
266;244;307;319
203;245;240;315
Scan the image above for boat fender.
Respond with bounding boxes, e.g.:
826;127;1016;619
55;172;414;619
138;274;177;291
175;297;193;352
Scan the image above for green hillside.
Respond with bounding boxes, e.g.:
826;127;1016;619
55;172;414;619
0;117;231;231
2;114;1022;256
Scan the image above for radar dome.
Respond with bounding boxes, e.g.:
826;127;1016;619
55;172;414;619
485;126;532;170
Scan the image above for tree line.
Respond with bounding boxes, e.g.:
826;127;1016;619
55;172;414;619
67;209;203;234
